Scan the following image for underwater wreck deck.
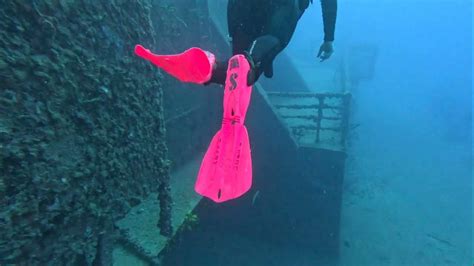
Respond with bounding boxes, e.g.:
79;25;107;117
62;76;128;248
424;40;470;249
112;1;352;265
112;87;350;265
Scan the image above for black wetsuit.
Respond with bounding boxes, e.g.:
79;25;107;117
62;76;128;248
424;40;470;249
210;0;337;85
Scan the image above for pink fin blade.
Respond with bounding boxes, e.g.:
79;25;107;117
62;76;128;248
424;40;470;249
195;124;252;203
134;45;215;84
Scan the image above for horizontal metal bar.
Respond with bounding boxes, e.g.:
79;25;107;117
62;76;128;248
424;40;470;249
323;116;341;121
267;91;350;98
274;104;343;110
281;115;341;121
291;125;342;131
281;115;317;120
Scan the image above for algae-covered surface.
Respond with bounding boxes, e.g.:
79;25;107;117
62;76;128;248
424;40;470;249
0;1;173;264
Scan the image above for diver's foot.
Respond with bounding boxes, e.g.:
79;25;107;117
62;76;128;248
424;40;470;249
247;35;280;65
244;35;280;85
245;53;274;85
263;62;274;78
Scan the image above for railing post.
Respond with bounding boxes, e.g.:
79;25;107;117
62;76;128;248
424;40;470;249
316;95;324;143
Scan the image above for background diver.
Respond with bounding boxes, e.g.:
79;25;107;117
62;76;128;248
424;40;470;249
135;0;338;87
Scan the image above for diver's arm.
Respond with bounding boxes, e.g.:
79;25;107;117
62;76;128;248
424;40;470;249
320;0;337;42
317;0;337;61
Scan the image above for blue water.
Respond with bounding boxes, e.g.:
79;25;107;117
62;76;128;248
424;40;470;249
289;0;472;264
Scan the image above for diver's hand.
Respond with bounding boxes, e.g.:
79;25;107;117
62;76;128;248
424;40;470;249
317;41;334;62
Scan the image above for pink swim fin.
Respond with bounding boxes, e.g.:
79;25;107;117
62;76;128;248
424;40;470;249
134;45;215;84
195;55;253;203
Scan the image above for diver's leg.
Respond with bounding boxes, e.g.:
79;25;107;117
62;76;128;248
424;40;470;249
207;34;281;86
228;0;309;84
208;0;304;86
207;60;227;85
256;0;309;78
203;0;268;86
245;35;281;85
269;0;308;50
227;0;268;53
205;0;259;85
228;0;283;84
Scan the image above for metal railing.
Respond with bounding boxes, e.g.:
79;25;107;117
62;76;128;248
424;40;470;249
268;91;351;147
